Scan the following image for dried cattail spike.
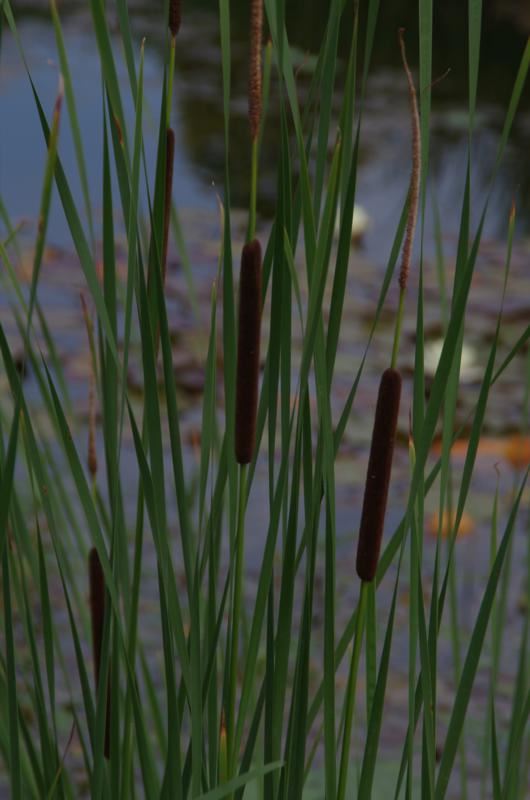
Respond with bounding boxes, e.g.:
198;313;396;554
397;28;421;293
88;548;110;759
249;0;263;140
162;128;175;286
356;368;402;582
169;0;181;38
235;239;262;464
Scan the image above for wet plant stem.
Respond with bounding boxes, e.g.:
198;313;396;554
391;289;406;370
337;580;368;800
228;463;248;779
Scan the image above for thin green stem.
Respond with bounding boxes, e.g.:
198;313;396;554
167;37;176;128
391;289;406;369
337;580;368;800
228;463;248;775
247;137;259;242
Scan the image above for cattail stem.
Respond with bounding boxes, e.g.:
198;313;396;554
235;240;262;465
227;240;262;786
89;548;110;759
162;127;175;287
167;1;180;124
337;581;368;800
390;289;405;370
356;368;402;582
247;137;259;242
167;44;176;128
227;463;248;779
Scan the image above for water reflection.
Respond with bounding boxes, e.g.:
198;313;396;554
2;0;530;261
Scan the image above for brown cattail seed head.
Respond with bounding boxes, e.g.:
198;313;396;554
169;0;181;37
235;239;262;464
88;548;110;759
356;368;402;582
248;0;263;140
162;128;175;286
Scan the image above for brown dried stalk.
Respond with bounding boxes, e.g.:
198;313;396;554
398;28;421;292
356;368;402;582
249;0;264;141
235;239;262;464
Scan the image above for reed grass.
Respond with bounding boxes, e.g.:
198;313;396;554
0;0;529;798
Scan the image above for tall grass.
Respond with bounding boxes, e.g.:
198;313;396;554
1;0;530;797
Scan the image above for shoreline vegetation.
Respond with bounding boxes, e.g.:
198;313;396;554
1;0;530;797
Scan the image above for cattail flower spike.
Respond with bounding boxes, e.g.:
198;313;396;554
356;368;402;582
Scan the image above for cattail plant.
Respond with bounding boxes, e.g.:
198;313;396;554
235;239;262;465
356;31;417;582
226;238;262;779
339;33;417;799
338;369;402;799
356;367;402;581
225;3;264;768
88;548;110;759
356;27;417;584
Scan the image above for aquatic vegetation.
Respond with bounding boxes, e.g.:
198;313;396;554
0;1;529;799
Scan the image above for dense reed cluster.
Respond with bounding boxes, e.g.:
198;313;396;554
0;1;529;798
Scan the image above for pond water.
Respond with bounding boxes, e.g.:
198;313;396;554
2;0;530;257
1;2;530;796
